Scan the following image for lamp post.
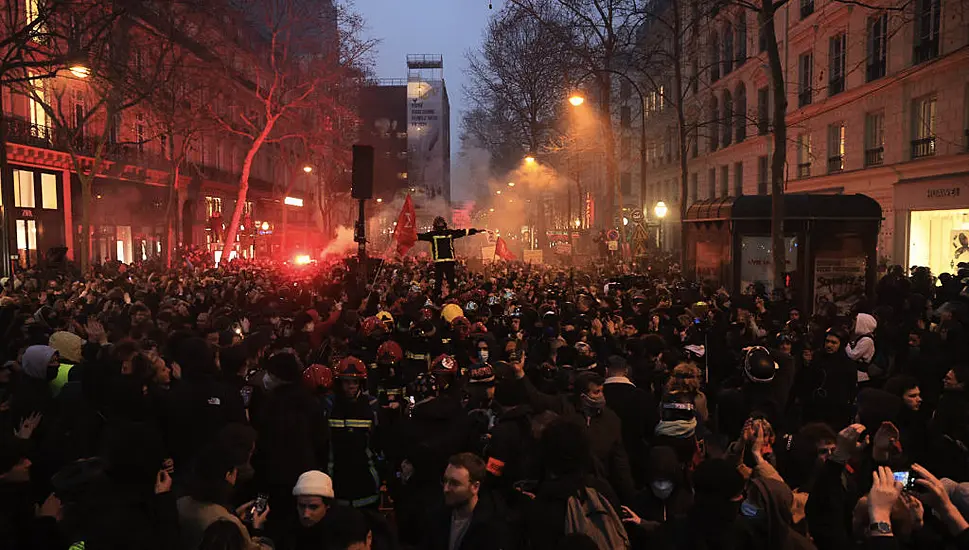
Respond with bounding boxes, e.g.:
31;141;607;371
568;73;646;262
281;164;312;256
654;200;668;250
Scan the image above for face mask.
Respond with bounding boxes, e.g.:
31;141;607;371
740;500;762;519
581;393;605;414
650;480;675;500
478;350;489;363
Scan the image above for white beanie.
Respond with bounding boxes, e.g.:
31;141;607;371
292;470;334;498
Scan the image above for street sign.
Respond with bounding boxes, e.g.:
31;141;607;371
608;241;619;251
606;229;619;241
631;209;643;222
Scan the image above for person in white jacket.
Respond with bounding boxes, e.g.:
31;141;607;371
847;313;877;381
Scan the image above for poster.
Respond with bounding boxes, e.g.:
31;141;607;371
952;229;969;266
740;236;798;294
407;78;445;198
814;257;867;315
523;249;544;264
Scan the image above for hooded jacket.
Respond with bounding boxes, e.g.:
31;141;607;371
846;314;877;364
737;478;815;550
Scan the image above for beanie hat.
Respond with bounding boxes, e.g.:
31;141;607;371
50;331;83;364
292;470;334;498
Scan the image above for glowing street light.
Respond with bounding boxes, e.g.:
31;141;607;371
654;201;669;219
574;218;582;228
294;255;311;265
495;190;502;195
302;165;313;173
489;208;495;213
507;182;515;187
524;155;536;165
284;196;304;207
69;64;91;79
569;95;585;107
261;221;270;231
376;198;383;203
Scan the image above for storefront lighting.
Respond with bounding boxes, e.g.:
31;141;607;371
302;165;313;173
284;196;304;207
376;198;383;203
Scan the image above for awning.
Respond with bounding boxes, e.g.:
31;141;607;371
684;194;882;223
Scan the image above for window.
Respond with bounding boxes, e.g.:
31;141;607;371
827;123;846;173
136;113;145;153
72;89;85;138
867;14;888;81
690;173;698;203
757;156;769;195
205;196;222;217
758;19;766;53
734;162;744;196
28;76;48;129
13;169;35;208
797;133;812;178
620;136;631;160
736;14;747;64
710;32;720;82
721;166;729;197
798;52;813;107
709;98;719;152
912;95;937;158
865;111;885;166
735;84;747;143
724;23;734;75
620;106;631;129
41;173;57;209
800;0;814;19
620;172;632;196
913;0;940;64
16;219;37;269
25;0;45;36
757;86;769;135
708;168;716;199
829;33;846;96
658;85;665;110
722;90;733;147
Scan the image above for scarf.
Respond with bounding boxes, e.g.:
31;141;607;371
654;418;698;438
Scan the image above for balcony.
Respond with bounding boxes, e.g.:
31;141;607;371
4;119;56;149
797;162;811;178
828;156;844;173
911;137;936;159
865;147;884;166
798;89;812;108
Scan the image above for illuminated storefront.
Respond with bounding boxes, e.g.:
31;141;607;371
894;179;969;277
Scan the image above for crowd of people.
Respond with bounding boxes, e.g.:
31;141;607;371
1;250;969;550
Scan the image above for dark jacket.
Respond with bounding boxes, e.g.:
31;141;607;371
424;491;512;550
162;374;247;468
525;473;620;550
603;376;658;486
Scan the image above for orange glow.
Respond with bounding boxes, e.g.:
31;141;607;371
569;95;585;107
284;196;304;207
294;255;311;265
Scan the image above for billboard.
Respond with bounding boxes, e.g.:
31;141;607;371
407;79;446;199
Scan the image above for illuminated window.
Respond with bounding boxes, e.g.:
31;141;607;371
41;173;56;209
28;76;49;128
205;196;222;217
13;170;35;208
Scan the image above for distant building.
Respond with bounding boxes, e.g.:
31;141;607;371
358;81;409;201
407;54;451;205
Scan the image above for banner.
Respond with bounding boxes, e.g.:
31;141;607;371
391;195;418;257
495;237;515;261
814;257;867;315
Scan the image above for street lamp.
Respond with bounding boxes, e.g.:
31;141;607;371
524;155;536;165
569;95;585;107
69;64;91;79
496;190;502;195
654;201;668;250
376;198;383;203
507;182;515;187
302;165;313;174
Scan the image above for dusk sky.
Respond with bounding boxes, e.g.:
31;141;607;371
363;0;502;196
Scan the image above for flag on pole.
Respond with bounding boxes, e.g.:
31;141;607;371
392;195;418;257
495;236;515;261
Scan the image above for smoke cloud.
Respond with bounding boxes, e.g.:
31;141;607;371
320;225;356;259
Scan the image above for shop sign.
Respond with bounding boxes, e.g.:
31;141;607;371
926;187;960;199
896;180;969;210
20;209;33;218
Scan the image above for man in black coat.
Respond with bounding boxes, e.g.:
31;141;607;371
423;452;511;550
602;355;657;488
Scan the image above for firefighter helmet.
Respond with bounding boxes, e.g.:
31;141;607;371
335;356;368;380
301;364;334;391
377;340;403;364
441;303;464;324
360;316;382;337
431;354;458;375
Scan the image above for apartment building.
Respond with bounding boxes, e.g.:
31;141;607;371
632;0;969;275
0;1;335;272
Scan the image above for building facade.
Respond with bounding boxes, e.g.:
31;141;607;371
631;0;969;276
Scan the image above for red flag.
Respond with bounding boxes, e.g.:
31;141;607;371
392;195;418;257
495;237;515;261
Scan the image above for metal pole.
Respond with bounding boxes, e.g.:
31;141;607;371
640;95;647;224
355;198;367;262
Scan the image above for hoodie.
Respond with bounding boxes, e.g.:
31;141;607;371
846;313;876;371
22;345;56;380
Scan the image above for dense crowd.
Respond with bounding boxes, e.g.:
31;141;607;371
1;251;969;550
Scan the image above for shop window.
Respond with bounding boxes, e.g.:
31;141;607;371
909;210;969;277
16;219;37;268
41;173;57;209
13;169;35;208
205;196;223;217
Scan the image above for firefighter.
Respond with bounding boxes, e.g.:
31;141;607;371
372;340;407;423
418;216;484;299
324;356;380;508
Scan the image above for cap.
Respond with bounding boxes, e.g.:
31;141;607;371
292;470;334;498
468;364;496;385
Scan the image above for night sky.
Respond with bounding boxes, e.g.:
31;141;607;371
364;0;502;199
